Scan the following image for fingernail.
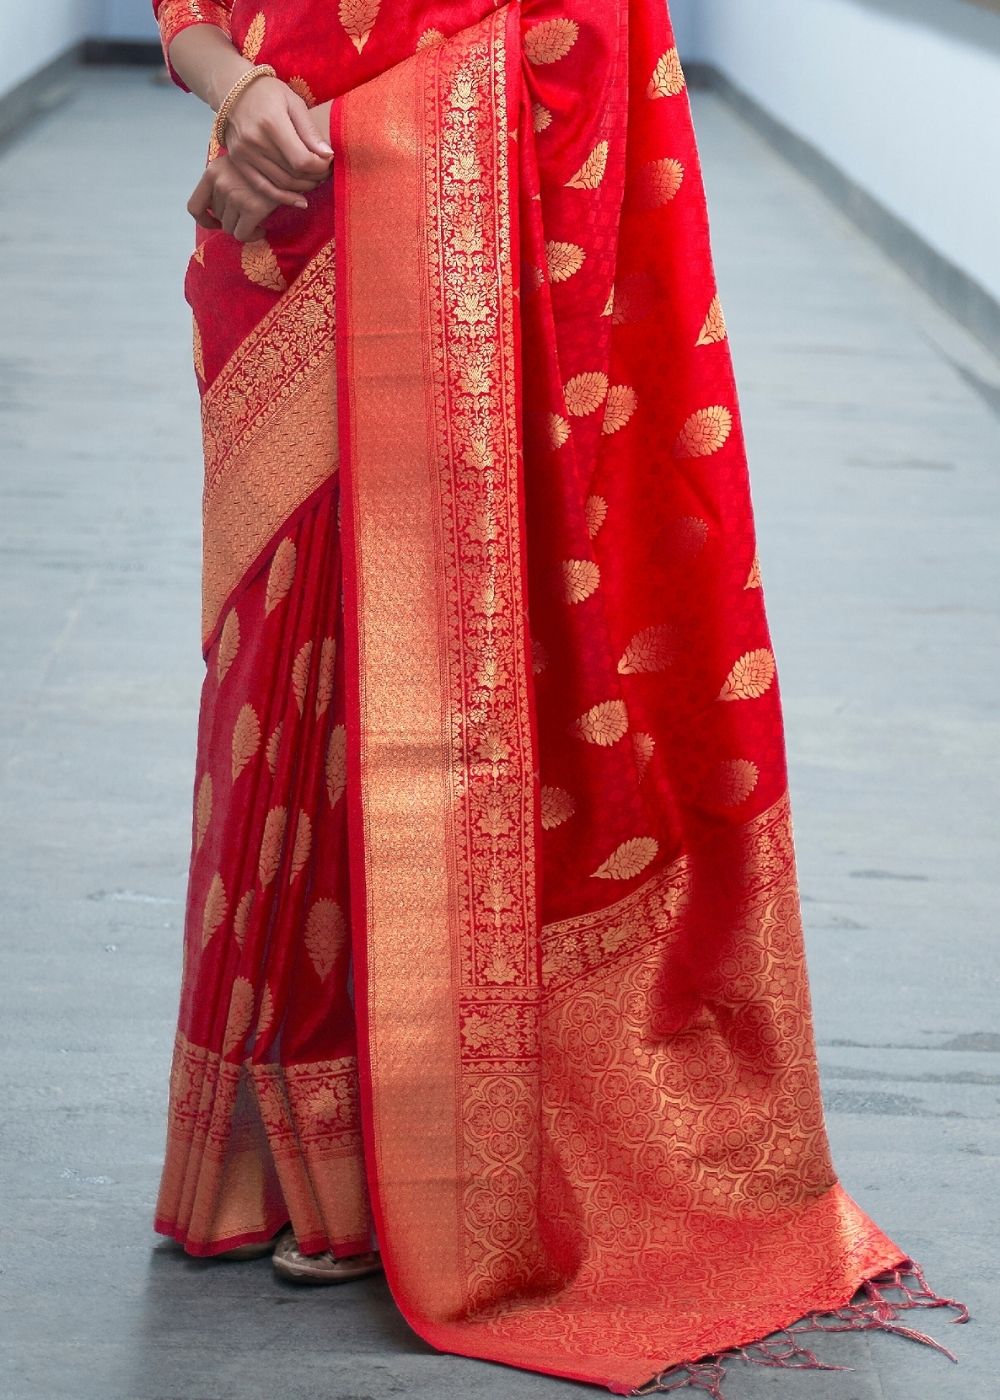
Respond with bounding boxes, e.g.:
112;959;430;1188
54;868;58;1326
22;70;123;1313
316;142;334;156
296;199;309;209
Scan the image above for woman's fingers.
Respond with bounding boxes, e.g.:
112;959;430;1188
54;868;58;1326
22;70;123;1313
188;157;280;240
286;97;334;160
234;154;313;205
187;170;224;229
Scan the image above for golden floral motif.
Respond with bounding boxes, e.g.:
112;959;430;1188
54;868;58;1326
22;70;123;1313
540;786;575;831
233;888;254;948
637;157;685;208
339;0;381;54
192;318;205;382
564;372;609;417
718;648;777;702
592;837;659;881
304;898;347;980
292;640;313;713
222;976;255;1055
548;413;571;449
326;724;347;807
265;722;282;775
713;758;760;806
632;731;655;780
231;702;261;781
676;405;733;457
524;18;579;65
416;28;445;51
618;624;676;675
201;871;227;947
287;76;315;106
546;241;586;283
566;141;609;190
241;239;286;293
602;384;637;435
265;538;296;615
745;552;762;589
648;48;686;98
258;806;287;887
256;982;275;1035
195;773;212;852
216;608;240;683
562;559;601;604
696;294;728;346
289;809;312;882
315;637;336;718
532;103;553;133
574;699;629;746
241;12;265;62
584;494;608;538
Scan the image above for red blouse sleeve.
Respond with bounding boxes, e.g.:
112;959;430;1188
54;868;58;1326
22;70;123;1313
153;0;234;92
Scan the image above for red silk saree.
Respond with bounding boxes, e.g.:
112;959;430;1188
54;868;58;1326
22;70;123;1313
153;0;965;1391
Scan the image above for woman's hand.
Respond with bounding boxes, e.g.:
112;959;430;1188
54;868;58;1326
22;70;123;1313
187;154;284;244
223;77;333;203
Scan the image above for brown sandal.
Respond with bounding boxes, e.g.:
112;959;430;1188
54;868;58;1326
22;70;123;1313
271;1227;382;1284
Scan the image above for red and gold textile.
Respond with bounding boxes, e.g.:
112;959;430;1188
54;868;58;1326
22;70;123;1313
153;0;964;1390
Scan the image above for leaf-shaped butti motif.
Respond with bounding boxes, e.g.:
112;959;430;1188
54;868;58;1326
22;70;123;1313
540;786;575;831
618;624;676;675
256;983;275;1036
632;732;655;781
602;385;637;435
574;699;629;747
223;977;255;1055
265;722;282;775
696;294;728;347
233;889;254;949
241;239;286;293
287;75;315;106
326;724;347;807
584;494;608;539
195;773;212;852
592;837;659;881
289;810;312;882
315;637;336;718
416;28;444;50
305;899;347;980
714;759;760;806
241;12;266;62
292;640;313;714
339;0;381;53
202;872;227;948
192;319;205;382
638;157;685;208
548;413;571;449
562;559;601;605
648;48;686;98
546;241;585;283
566;141;609;190
524;18;579;65
718;649;776;703
258;806;287;887
265;537;296;615
676;406;733;457
231;702;261;782
564;372;609;417
216;608;240;684
533;103;553;133
745;553;762;590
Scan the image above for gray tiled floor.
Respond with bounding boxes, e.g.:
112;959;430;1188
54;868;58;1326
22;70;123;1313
1;67;996;1400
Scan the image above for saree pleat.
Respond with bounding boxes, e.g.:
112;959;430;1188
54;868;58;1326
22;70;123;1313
154;0;964;1388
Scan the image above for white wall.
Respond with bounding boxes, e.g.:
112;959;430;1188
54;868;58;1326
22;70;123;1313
672;0;1000;306
96;0;159;39
0;2;98;95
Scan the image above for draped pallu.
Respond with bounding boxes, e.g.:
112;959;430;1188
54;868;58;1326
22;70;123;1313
155;0;964;1391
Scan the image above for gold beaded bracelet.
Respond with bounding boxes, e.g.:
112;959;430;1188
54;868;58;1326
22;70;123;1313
212;64;278;149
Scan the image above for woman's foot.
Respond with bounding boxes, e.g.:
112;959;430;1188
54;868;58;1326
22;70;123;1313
271;1227;382;1284
214;1231;283;1261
